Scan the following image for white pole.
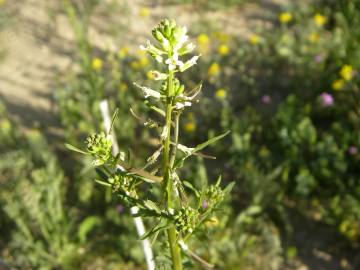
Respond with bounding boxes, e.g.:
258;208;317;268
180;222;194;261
99;100;155;270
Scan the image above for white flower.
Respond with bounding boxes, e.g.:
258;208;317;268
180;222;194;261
140;40;165;63
179;55;200;72
177;144;194;156
174;101;192;109
133;83;161;99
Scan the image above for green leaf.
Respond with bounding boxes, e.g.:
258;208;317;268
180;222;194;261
78;216;102;243
95;168;109;180
215;175;222;186
94;179;111;187
193;130;230;153
143;199;161;214
149;105;165;117
183;181;200;198
140;219;172;240
64;143;88;155
223;181;235;195
108;108;119;135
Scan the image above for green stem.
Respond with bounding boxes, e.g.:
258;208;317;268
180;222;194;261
162;71;183;270
170;113;180;167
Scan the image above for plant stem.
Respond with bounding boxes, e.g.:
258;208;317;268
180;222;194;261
162;71;183;270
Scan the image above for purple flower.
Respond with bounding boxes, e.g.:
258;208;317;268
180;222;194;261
261;95;271;104
116;204;125;214
202;200;208;210
320;92;334;107
348;146;358;155
314;54;323;63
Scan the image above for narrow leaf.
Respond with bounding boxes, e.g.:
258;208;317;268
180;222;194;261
193;131;230;153
65;143;88;155
108;108;119;135
140;220;172;240
183;181;200;198
143;200;161;214
95;168;109;180
94;179;111;187
223;181;235;195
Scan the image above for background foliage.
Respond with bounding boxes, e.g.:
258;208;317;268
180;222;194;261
0;0;359;269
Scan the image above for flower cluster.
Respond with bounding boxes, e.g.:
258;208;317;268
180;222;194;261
332;64;356;91
140;19;199;72
172;206;199;235
203;184;225;209
85;132;112;165
108;172;135;195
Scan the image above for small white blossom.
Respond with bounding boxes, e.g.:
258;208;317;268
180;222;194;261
177;144;194;156
179;55;200;72
174;101;192;109
133;83;161;99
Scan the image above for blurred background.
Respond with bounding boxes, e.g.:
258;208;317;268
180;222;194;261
0;0;359;269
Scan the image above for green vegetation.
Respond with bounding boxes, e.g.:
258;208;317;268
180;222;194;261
0;0;359;269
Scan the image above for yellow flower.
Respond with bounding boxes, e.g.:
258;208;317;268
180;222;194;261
248;34;260;45
314;13;327;27
197;34;210;45
213;32;230;43
204;217;219;228
0;0;5;6
332;79;345;91
117;47;129;58
208;63;220;76
130;61;140;69
215;88;227;99
119;83;128;92
308;32;320;43
146;70;154;80
139;56;149;67
339;65;354;81
279;12;293;24
91;58;103;71
184;122;196;133
139;7;150;18
217;44;229;56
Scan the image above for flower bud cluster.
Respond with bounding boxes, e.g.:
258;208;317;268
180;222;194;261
173;206;199;235
203;185;225;209
85;132;112;166
140;19;199;72
108;172;134;195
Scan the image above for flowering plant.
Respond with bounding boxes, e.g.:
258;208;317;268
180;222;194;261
66;19;233;269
